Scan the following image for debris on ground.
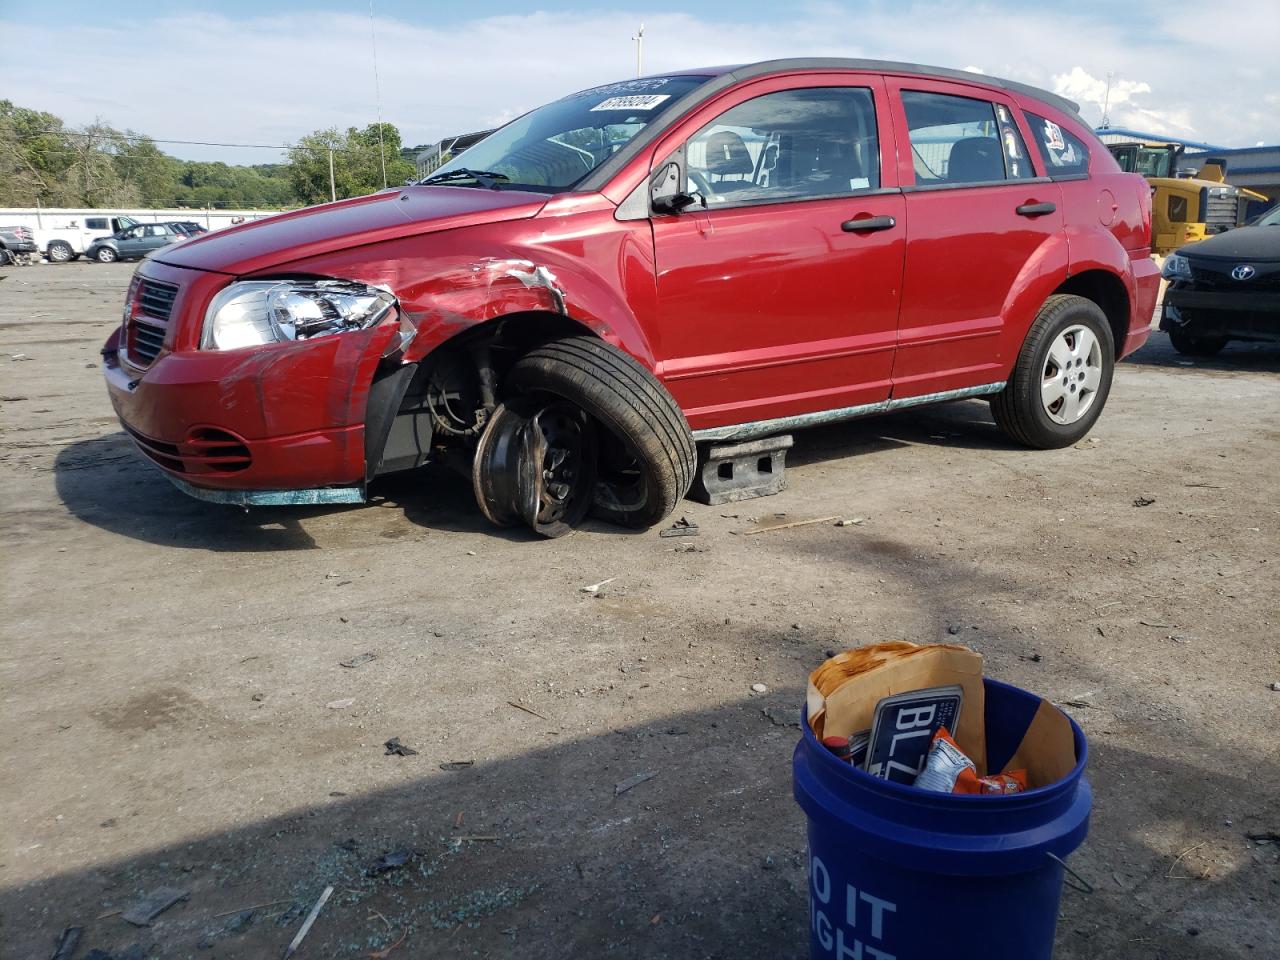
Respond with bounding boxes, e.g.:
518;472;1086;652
834;517;866;526
276;902;306;927
439;759;474;771
672;542;702;553
761;707;800;728
614;770;658;795
121;886;188;926
1246;831;1279;844
50;925;82;960
743;514;841;535
283;885;332;960
659;517;699;538
1269;682;1280;692
580;577;615;595
750;682;768;694
507;700;549;721
1133;496;1156;507
339;652;377;668
383;737;418;757
326;698;355;710
368;930;408;958
224;909;254;933
366;849;413;876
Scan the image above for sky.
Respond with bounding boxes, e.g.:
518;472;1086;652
1;1;1277;166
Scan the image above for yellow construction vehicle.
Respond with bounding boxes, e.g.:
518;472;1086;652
1106;141;1266;254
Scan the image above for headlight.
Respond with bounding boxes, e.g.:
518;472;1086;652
1161;254;1192;280
201;279;396;351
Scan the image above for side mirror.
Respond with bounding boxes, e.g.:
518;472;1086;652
652;191;704;214
650;160;705;215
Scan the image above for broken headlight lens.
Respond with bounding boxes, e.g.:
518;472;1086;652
201;279;396;351
1161;254;1192;280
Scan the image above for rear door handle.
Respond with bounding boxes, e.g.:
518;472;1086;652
1015;201;1056;217
841;215;896;233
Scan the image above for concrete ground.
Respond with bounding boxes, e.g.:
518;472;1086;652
2;261;1277;959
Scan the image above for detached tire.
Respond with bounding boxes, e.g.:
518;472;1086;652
507;336;696;529
992;294;1115;449
1168;328;1227;357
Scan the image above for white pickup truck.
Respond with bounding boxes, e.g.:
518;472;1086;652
22;214;140;262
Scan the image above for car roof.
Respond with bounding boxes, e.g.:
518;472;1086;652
647;58;1078;116
578;57;1079;193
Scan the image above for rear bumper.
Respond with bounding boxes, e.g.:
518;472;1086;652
1123;254;1161;357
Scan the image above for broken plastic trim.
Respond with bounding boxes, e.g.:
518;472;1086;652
692;382;1006;443
165;475;365;506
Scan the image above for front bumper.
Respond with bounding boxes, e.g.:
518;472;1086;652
1161;285;1280;342
102;281;400;494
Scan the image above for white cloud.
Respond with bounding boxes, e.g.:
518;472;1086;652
0;3;1276;164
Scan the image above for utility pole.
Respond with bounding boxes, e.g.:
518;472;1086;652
328;148;337;202
633;23;644;77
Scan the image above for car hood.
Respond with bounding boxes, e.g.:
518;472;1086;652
152;186;550;276
1180;225;1280;262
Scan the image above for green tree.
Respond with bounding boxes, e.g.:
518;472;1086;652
287;122;416;205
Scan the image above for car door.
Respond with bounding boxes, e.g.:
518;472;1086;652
142;225;172;253
117;225;147;257
885;78;1062;398
647;76;905;431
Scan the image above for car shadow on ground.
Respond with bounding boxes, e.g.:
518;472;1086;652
1126;331;1280;374
53;433;355;552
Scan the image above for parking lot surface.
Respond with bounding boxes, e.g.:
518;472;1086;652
2;261;1278;958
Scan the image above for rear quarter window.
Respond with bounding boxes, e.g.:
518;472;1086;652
1026;112;1090;177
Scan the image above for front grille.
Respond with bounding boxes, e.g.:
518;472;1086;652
124;278;179;368
125;425;252;475
1203;194;1238;229
137;279;178;322
129;320;166;365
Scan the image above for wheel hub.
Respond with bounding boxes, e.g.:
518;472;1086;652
1041;325;1102;425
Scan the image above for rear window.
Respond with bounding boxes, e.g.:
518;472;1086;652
1026;112;1090;177
86;217;107;230
901;91;1033;184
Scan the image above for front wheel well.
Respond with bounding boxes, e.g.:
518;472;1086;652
1052;270;1130;354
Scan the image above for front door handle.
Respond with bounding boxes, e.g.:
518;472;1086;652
1015;201;1056;217
841;215;896;233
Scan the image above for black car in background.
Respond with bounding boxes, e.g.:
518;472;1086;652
1161;204;1280;355
168;221;208;238
0;224;38;264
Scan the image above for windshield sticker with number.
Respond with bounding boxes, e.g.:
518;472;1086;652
591;95;671;112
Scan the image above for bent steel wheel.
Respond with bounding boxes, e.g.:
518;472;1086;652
1040;324;1103;425
473;398;598;539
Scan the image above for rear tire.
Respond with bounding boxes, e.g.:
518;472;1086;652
483;336;695;535
992;294;1115;449
1167;328;1227;357
47;241;73;263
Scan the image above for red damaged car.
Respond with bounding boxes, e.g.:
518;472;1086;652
103;58;1159;537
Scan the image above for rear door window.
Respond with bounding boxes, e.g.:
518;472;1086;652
901;91;1032;185
85;217;107;231
1025;112;1090;177
684;86;880;206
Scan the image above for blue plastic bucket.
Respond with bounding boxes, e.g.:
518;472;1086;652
792;677;1091;960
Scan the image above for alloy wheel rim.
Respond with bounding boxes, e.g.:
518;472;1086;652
1041;324;1102;425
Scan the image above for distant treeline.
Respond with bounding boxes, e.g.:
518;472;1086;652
0;100;426;209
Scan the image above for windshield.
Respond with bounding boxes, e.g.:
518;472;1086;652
424;76;710;193
1257;205;1280;226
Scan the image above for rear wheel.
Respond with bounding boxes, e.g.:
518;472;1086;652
472;336;695;537
95;246;118;263
992;294;1114;449
1167;328;1227;357
47;241;73;263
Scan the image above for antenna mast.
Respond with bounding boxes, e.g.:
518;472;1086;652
370;0;388;189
